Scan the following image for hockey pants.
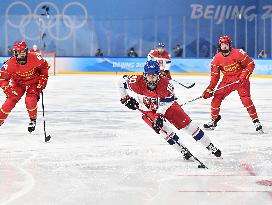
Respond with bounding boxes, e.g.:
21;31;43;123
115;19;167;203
211;78;258;120
0;84;40;124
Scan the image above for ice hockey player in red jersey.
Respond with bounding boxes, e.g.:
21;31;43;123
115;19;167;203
119;60;221;160
202;35;263;133
147;42;172;79
0;41;49;132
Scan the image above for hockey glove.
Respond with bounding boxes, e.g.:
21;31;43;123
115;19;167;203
202;87;214;99
37;76;48;92
152;113;164;134
160;70;171;79
120;95;139;110
3;86;18;98
239;69;250;84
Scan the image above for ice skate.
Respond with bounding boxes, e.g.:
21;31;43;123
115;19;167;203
206;143;221;157
204;115;221;130
180;147;193;160
253;119;264;134
28;119;36;133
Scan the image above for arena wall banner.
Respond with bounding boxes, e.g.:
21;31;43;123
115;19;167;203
0;0;272;57
0;57;272;76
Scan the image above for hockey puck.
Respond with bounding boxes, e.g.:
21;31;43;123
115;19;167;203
198;164;206;169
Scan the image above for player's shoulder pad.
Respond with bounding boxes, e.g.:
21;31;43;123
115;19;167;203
233;48;247;56
126;74;143;92
164;51;171;56
148;49;156;56
159;75;170;86
3;56;17;67
28;52;45;62
125;74;141;84
211;53;220;65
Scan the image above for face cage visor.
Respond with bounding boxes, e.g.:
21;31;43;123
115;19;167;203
144;73;160;90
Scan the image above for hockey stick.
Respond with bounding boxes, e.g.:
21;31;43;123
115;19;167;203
180;80;239;106
138;108;208;169
173;79;195;89
175;140;208;169
41;91;51;142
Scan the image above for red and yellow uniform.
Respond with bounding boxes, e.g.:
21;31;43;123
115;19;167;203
0;52;49;124
205;48;258;121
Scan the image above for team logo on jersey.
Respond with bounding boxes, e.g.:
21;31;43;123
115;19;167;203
143;97;158;110
223;63;241;72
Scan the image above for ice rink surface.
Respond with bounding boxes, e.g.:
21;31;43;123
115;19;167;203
0;74;271;205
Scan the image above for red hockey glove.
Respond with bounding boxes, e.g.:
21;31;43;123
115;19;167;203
202;87;214;99
3;86;18;98
37;76;48;92
152;113;164;134
120;95;139;110
239;69;250;84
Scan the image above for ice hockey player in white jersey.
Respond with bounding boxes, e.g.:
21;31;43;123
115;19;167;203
118;60;222;161
147;42;172;79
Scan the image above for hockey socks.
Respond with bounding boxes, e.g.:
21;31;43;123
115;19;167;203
184;122;222;157
163;132;193;160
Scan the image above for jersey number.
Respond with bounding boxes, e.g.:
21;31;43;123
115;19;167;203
35;53;42;60
128;75;137;84
239;49;246;55
167;83;174;94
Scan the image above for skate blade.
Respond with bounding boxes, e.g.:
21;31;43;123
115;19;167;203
204;127;215;131
257;130;265;134
184;157;195;162
207;153;223;159
181;156;195;162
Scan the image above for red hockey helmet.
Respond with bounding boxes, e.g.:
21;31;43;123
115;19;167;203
218;35;232;53
219;35;232;45
13;41;28;64
13;41;28;52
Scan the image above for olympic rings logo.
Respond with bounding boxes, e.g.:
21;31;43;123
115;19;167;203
5;1;88;41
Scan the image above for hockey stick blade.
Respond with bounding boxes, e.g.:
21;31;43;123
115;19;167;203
175;140;208;169
187;150;208;169
194;157;208;169
138;108;208;169
185;82;196;88
173;79;196;89
45;135;51;142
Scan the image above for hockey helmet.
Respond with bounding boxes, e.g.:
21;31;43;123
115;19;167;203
219;35;232;45
144;60;160;75
158;42;165;48
218;35;232;53
13;41;28;64
13;41;28;52
143;60;160;90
